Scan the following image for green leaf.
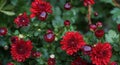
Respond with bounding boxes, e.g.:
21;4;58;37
34;32;40;37
105;30;119;43
3;4;15;11
10;0;18;6
58;0;66;7
0;40;7;47
113;45;120;52
100;0;114;5
110;8;120;24
111;55;118;61
36;58;44;64
20;26;30;33
56;47;63;53
52;16;64;28
53;7;61;16
0;0;7;10
111;8;120;14
80;7;87;14
62;8;80;23
14;30;20;35
0;10;15;16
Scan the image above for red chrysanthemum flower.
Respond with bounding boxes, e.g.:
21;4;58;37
71;57;87;65
11;39;33;62
60;31;86;55
84;0;95;6
30;0;52;20
90;42;112;65
14;12;30;27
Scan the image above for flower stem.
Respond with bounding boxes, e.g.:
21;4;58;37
87;5;92;25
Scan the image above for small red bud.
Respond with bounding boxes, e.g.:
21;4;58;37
64;20;70;26
44;32;55;43
95;29;104;38
0;27;7;36
96;21;102;28
64;2;72;10
94;12;98;16
32;51;41;58
89;24;97;32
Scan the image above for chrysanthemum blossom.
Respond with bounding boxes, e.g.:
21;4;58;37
14;12;29;27
60;31;86;55
90;42;112;65
30;0;52;20
11;39;33;62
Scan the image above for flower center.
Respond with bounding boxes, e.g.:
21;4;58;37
68;38;77;47
19;17;26;23
97;51;106;58
17;45;27;54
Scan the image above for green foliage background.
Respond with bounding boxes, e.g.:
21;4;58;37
0;0;120;65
